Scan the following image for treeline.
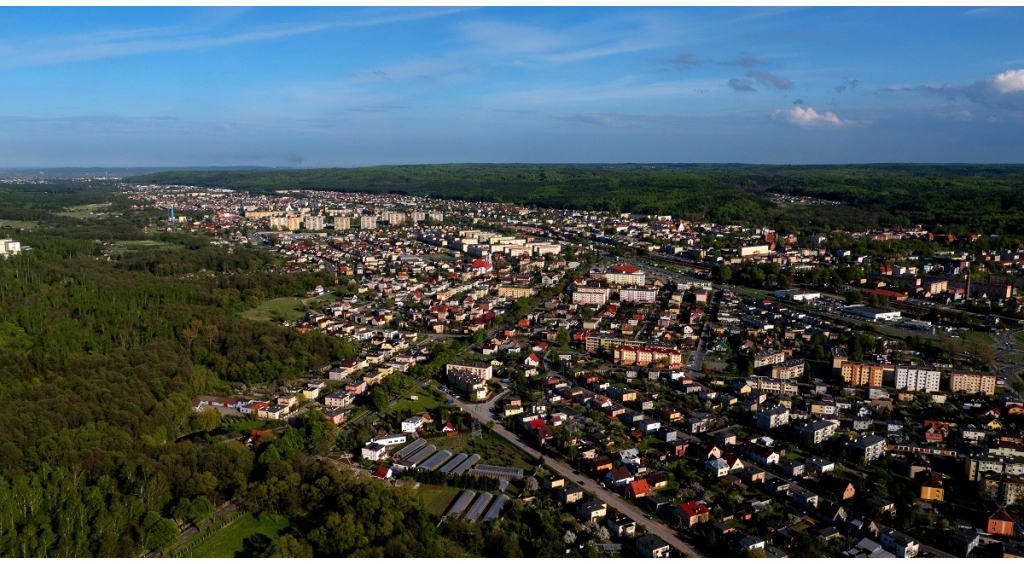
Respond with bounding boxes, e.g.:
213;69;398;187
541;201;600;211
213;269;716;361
128;163;1024;234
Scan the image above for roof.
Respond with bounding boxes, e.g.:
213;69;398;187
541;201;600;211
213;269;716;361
611;264;639;274
678;500;710;518
627;479;651;497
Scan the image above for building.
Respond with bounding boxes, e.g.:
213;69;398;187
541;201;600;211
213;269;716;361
919;474;944;502
620;287;659;304
950;372;997;395
757;407;790;431
324;390;355;408
753;349;786;369
770;359;805;379
614;345;683;369
635;534;671;558
673;501;710;527
895;366;942;392
573;287;611;306
603;265;646;286
303;216;325;230
359;215;377;229
988;505;1016;536
605;513;637;538
849;435;887;462
361;442;388;462
841;362;885;387
738;244;771;257
845;305;902;321
446;363;493;401
799;419;839;445
497;286;535;299
0;238;21;256
880;529;919;558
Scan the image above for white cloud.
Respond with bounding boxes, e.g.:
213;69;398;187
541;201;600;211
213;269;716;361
773;106;851;127
993;69;1024;93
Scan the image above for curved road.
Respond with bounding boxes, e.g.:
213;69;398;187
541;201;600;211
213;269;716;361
994;330;1024;384
456;394;704;558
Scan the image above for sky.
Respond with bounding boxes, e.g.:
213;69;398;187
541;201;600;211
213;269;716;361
0;6;1023;167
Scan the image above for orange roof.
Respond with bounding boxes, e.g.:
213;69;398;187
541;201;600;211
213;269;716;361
627;479;651;496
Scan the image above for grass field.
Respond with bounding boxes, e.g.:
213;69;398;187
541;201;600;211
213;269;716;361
418;486;460;517
963;331;997;346
243;297;308;322
55;203;112;218
0;219;38;229
393;386;446;414
187;513;292;558
1015;332;1024;346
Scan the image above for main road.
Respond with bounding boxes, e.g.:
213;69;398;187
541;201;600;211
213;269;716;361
456;393;704;558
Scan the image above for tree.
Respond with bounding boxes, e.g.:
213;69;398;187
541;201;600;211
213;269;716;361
372;386;390;414
557;328;570;349
186;495;214;529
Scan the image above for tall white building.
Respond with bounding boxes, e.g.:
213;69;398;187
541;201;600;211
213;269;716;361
895;366;941;392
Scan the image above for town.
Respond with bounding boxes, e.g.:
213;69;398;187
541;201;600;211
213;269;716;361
134;182;1024;558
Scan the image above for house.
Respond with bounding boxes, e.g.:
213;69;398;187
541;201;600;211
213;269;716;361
782;460;805;478
557;485;584;504
740;442;781;466
645;495;672;515
635;534;671;558
402;415;426;434
880;528;920;558
606;466;634;487
948;530;981;557
324;407;349;425
605;513;637;538
987;504;1015;536
919;473;944;502
372;465;393;480
626;478;652;500
441;421;458;436
705;457;730;477
791;486;820;509
578;500;608;522
674;500;711;527
361;442;388;462
818;474;856;501
735;534;766;554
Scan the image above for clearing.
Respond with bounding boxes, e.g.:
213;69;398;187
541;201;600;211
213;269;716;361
0;219;38;229
55;202;113;218
186;513;293;558
418;486;460;517
243;297;308;322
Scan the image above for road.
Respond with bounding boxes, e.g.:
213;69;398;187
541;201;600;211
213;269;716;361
456;395;704;558
993;330;1024;385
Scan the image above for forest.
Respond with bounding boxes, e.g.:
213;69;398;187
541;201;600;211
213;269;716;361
129;163;1024;235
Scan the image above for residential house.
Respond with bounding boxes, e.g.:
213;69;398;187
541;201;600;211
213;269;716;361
673;500;710;528
635;535;671;558
880;528;920;558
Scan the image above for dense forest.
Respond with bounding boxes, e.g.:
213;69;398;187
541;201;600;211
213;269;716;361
129;164;1024;235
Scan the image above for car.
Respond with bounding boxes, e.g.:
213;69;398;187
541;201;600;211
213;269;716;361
644;514;652;519
446;399;455;405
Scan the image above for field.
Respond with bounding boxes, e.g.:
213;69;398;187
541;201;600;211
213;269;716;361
417;486;460;517
243;297;308;322
963;331;997;346
393;385;446;414
0;219;38;229
55;202;113;218
187;513;293;558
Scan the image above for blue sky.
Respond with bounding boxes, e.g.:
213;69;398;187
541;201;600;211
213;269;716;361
1;6;1023;166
